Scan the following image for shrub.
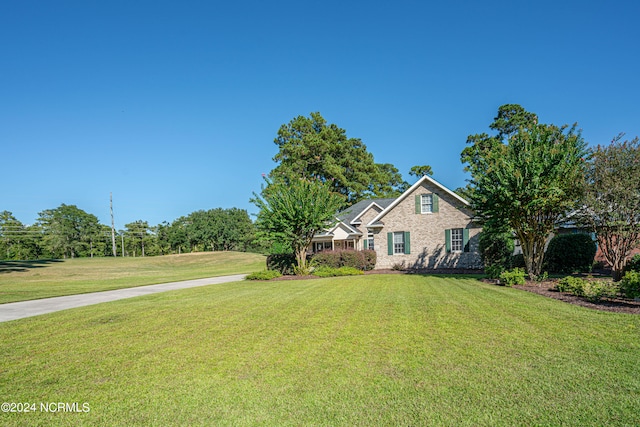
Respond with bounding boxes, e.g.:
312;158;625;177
485;264;505;279
556;276;619;302
509;254;526;269
625;254;640;273
362;249;377;271
313;266;364;277
499;268;526;287
266;253;297;275
556;276;586;294
245;270;282;280
620;271;640;299
581;280;619;303
311;251;342;268
340;250;366;270
544;233;596;274
479;229;514;271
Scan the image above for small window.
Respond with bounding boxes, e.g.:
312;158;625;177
367;233;375;251
421;194;433;213
451;228;463;252
393;232;405;254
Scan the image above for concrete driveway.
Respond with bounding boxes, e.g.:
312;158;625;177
0;274;246;322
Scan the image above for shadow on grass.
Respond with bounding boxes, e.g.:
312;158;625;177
0;259;63;274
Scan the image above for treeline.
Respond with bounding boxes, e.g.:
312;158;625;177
0;206;259;260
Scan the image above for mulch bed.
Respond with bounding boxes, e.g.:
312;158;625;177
510;281;640;314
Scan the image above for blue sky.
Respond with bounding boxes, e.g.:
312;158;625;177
2;0;639;228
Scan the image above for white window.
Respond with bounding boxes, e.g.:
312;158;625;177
367;233;375;251
421;194;433;213
451;228;463;252
393;232;405;254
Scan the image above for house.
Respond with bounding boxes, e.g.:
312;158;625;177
310;176;483;270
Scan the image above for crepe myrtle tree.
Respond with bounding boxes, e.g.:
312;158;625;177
462;104;588;280
580;134;640;281
251;177;344;274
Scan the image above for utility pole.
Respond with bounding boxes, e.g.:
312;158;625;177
110;192;117;257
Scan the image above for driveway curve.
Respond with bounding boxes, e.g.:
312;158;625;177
0;274;247;322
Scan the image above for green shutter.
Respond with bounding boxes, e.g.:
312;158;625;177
432;194;439;213
404;231;411;254
463;228;470;252
363;239;368;250
445;229;451;253
415;195;421;214
387;232;393;255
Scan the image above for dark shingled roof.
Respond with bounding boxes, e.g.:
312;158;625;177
337;198;396;226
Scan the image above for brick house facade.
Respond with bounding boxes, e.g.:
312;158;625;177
311;176;483;270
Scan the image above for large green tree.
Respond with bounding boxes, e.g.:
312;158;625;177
462;104;588;279
581;134;640;280
271;112;406;205
251;178;344;274
38;204;101;258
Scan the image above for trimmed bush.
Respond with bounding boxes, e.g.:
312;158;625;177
500;268;526;287
544;233;596;274
311;251;342;268
479;229;514;271
581;280;619;303
266;253;297;275
556;276;586;294
246;270;282;280
485;265;505;280
362;249;377;271
556;276;619;302
620;271;640;299
509;254;526;269
626;254;640;273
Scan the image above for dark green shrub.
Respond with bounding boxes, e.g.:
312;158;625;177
485;265;505;279
620;271;640;299
509;253;526;269
499;268;526;287
246;270;282;280
544;233;596;274
266;253;297;275
479;229;514;270
625;254;640;273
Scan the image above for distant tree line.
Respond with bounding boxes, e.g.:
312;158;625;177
0;206;259;260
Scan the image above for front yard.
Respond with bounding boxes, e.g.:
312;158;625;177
1;274;639;426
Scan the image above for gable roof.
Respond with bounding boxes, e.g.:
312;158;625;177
337;198;395;225
367;175;470;226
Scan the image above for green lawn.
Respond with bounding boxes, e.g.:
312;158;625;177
0;252;266;303
1;275;638;426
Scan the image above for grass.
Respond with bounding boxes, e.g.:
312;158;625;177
0;252;266;303
1;274;639;426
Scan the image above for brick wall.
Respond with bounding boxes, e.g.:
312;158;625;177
372;181;482;270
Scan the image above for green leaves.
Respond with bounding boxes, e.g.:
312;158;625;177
251;177;345;273
463;105;588;278
581;134;640;280
270;112;406;206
